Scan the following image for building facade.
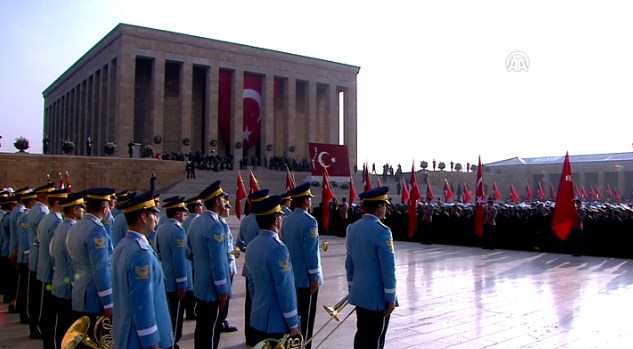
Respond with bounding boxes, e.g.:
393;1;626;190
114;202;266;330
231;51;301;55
42;24;359;164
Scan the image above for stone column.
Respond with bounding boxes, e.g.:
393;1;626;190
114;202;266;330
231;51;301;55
306;81;317;144
231;69;244;157
262;74;275;163
206;66;219;154
344;81;358;167
327;85;339;144
152;56;165;155
284;77;296;156
116;52;136;151
180;60;193;153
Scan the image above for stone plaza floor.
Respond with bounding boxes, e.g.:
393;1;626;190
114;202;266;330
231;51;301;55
2;235;633;348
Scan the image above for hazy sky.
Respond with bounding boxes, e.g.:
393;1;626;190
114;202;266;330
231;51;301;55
2;0;632;168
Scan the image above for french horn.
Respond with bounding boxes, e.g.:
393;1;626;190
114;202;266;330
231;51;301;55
62;315;114;349
253;332;304;349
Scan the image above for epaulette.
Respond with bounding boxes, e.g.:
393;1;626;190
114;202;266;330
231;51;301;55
136;237;151;251
86;215;104;228
304;211;315;219
376;220;390;230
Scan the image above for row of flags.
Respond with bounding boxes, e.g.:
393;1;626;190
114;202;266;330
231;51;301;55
233;153;592;242
46;171;73;193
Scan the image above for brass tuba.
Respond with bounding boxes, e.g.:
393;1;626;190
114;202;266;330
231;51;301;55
229;246;242;258
62;315;114;349
303;295;355;349
253;332;304;349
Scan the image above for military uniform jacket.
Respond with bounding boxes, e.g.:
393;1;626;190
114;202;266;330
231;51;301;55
0;210;9;257
112;213;128;248
17;209;31;264
245;230;299;333
220;217;238;275
102;209;114;240
112;231;172;349
187;210;231;302
28;202;49;271
237;213;259;278
66;213;113;313
156;218;191;292
280;208;323;288
9;205;25;257
36;211;62;283
345;214;397;311
51;218;75;299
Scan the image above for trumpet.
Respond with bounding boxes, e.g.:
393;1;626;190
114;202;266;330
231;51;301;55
320;240;328;252
253;332;304;349
62;315;114;349
229;246;241;258
304;295;355;348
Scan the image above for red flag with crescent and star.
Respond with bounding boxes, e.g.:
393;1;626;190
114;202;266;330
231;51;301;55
309;143;351;177
510;185;520;203
401;178;410;205
242;74;262;150
607;184;613;199
408;162;421;238
349;175;357;205
550;183;557;200
537;182;545;201
580;186;588;200
363;163;372;192
58;172;64;190
551;152;578;241
463;183;472;204
474;156;485;237
615;188;621;202
249;170;260;194
321;168;335;232
443;179;453;203
525;183;533;201
235;171;247;220
425;181;434;201
285;166;296;192
493;182;502;201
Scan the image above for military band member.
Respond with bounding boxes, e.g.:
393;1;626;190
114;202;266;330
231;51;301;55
245;195;300;343
27;183;55;339
112;191;172;349
155;195;190;345
280;192;292;216
50;192;85;348
346;187;397;349
483;199;498;250
0;192;17;308
36;188;67;348
187;181;231;349
13;188;36;327
112;192;137;247
280;183;323;349
219;195;238;333
421;198;435;244
183;195;203;320
237;189;269;345
66;188;116;324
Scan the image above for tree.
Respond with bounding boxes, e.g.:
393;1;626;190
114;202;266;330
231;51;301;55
454;163;463;172
420;160;428;170
438;161;446;171
14;137;30;153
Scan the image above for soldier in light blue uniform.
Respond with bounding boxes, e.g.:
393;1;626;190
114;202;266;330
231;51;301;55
245;195;300;343
182;195;203;320
50;192;85;349
112;192;136;247
112;191;172;349
35;188;67;348
155;195;190;345
345;187;397;349
280;183;323;349
14;188;36;326
219;195;238;333
237;189;269;345
280;192;292;216
0;192;17;307
66;188;115;324
187;181;231;349
103;195;115;245
27;183;54;339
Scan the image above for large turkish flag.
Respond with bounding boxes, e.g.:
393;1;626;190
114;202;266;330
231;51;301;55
243;74;262;149
309;143;351;177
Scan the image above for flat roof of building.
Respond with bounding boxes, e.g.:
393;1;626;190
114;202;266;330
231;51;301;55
487;152;633;167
